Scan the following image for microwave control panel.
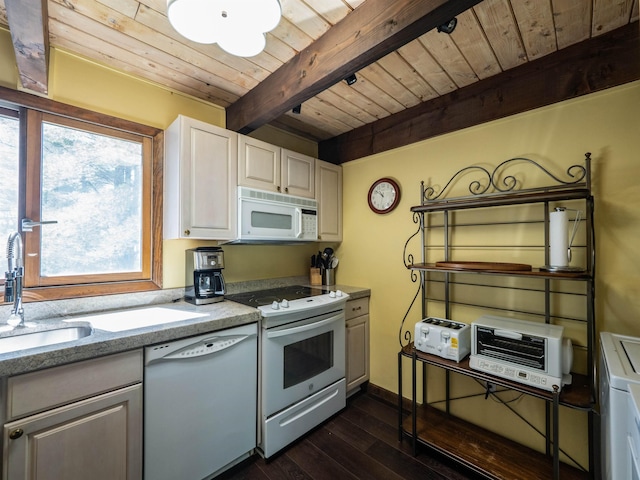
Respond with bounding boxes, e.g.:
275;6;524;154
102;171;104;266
301;209;317;239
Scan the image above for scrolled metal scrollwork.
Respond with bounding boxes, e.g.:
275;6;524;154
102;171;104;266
421;154;589;203
398;277;423;348
403;211;422;270
491;157;587;192
400;213;424;348
422;165;492;203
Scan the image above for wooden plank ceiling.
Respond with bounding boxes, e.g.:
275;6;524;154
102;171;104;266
0;0;638;163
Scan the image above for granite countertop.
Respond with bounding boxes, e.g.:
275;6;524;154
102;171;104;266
0;283;370;378
0;300;260;377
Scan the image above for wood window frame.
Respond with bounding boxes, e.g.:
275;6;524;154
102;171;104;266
0;85;163;302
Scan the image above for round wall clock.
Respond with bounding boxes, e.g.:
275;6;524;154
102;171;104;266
368;177;401;214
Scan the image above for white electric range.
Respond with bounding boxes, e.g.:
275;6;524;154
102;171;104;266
227;285;349;458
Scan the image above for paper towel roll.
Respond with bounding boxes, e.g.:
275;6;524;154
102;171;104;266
550;208;569;267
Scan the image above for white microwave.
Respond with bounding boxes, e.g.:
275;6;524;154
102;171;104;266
234;187;317;243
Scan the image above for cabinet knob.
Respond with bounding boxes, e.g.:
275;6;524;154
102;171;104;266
9;429;23;440
285;187;289;193
277;186;281;192
184;229;190;236
352;306;362;311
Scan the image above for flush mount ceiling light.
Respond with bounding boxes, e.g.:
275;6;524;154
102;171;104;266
166;0;281;57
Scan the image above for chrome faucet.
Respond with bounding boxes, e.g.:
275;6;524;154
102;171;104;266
5;232;25;327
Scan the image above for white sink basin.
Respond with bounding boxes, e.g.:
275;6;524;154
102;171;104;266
0;325;93;355
77;307;208;332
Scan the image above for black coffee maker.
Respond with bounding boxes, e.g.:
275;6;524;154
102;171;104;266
185;247;225;305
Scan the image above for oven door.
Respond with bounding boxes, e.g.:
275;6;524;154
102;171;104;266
262;310;345;417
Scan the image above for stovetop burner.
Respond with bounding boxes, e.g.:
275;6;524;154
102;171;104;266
226;285;329;307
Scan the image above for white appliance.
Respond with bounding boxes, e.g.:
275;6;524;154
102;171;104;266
227;285;348;458
233;186;317;243
600;331;640;480
414;317;471;362
469;315;573;392
629;383;640;480
144;323;257;480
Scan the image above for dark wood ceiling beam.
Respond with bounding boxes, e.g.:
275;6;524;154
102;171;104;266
4;0;49;94
226;0;482;134
319;22;640;164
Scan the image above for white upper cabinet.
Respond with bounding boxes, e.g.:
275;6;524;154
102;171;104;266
164;115;238;240
282;149;315;198
315;159;342;242
237;135;280;192
239;135;315;198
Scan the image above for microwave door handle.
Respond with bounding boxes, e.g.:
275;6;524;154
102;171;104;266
295;208;303;238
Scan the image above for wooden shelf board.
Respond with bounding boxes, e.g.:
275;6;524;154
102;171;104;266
402;404;588;480
401;345;594;409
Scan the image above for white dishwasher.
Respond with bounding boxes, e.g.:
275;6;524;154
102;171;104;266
144;322;257;480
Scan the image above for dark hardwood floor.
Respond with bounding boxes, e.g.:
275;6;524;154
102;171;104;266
218;390;481;480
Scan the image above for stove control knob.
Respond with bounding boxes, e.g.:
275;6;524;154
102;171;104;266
336;290;343;297
329;291;336;298
271;301;279;310
281;299;290;308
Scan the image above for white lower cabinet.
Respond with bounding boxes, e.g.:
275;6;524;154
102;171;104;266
2;351;143;480
3;385;142;480
345;297;370;395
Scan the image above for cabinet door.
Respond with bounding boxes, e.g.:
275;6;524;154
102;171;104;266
164;115;238;239
282;149;314;198
238;135;281;192
3;384;142;480
315;159;342;242
346;313;370;393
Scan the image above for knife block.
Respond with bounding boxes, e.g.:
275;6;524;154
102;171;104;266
310;268;322;285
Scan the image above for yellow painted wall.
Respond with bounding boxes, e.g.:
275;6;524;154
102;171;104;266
0;29;320;287
0;29;16;87
4;24;640;471
335;80;640;469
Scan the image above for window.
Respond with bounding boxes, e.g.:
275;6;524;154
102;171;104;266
0;91;162;301
0;107;19;245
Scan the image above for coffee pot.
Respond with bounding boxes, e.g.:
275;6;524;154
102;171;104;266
185;247;226;305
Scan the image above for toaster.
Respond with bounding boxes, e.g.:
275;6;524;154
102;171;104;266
414;317;471;362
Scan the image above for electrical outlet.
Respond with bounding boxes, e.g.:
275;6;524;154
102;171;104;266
484;381;497;393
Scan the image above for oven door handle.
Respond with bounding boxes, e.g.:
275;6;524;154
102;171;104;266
266;313;343;339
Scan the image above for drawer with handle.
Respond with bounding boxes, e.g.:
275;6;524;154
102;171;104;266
346;297;369;321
